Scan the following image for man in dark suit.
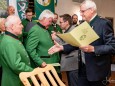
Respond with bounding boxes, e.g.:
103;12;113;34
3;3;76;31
48;0;115;86
78;0;115;86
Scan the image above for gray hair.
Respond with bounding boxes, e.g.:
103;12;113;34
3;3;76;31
5;15;20;28
38;9;54;20
81;0;97;11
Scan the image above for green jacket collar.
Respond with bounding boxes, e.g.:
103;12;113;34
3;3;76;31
26;19;32;22
37;22;46;29
5;31;19;40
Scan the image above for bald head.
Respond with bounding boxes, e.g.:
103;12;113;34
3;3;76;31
5;15;20;28
7;6;15;15
5;15;23;36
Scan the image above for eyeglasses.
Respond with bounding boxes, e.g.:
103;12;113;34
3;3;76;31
59;21;65;24
27;15;33;16
80;8;91;13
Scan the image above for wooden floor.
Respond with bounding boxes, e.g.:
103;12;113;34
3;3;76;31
108;71;115;86
61;72;68;86
61;71;115;86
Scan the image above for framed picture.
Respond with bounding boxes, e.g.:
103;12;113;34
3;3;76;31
105;17;114;28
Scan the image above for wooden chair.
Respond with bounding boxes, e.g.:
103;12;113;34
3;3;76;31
19;64;66;86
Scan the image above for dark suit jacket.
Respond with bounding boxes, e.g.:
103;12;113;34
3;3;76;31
63;15;115;81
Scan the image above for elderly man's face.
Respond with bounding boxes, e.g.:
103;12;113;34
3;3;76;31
44;17;53;28
80;5;92;22
12;18;23;36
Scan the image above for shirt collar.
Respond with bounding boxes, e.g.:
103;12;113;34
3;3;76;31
89;14;98;26
89;13;97;22
26;19;32;22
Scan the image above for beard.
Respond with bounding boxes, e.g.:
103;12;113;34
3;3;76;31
73;21;77;25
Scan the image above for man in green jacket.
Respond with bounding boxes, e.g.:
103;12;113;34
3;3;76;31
21;8;36;42
0;18;6;85
22;8;36;30
23;10;60;75
0;15;33;86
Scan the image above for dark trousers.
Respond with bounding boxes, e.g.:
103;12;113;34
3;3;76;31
67;69;78;86
78;63;108;86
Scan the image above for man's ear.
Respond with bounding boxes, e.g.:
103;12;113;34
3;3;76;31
90;8;95;13
66;21;69;25
10;24;14;30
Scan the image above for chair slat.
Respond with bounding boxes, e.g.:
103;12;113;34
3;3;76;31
45;71;57;86
30;75;40;86
37;72;50;86
19;64;66;86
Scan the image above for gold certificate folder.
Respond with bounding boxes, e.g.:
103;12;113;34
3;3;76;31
57;21;99;47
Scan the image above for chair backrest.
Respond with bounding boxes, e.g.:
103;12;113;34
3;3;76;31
19;64;66;86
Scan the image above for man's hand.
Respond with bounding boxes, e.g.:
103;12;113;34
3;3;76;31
48;40;64;55
41;62;47;68
51;31;57;40
79;45;94;53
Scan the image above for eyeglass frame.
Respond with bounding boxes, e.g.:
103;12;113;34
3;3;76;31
80;8;91;13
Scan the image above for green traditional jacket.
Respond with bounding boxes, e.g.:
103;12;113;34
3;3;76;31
24;23;60;73
0;33;3;67
48;23;62;35
0;31;33;86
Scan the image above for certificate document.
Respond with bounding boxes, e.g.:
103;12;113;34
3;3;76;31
57;21;99;47
48;63;60;66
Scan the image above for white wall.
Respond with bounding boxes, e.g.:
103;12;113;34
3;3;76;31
55;0;80;15
55;0;115;31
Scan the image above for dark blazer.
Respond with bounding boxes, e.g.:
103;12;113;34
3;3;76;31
63;15;115;81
